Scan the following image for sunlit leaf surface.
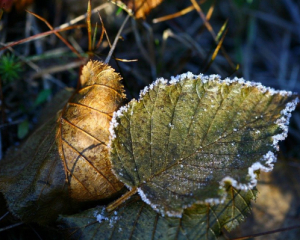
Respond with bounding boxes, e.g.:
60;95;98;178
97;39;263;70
60;186;256;240
57;61;125;201
109;73;298;217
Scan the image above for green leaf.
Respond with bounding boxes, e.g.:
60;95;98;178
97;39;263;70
59;186;256;240
17;119;29;139
109;73;298;217
34;89;52;107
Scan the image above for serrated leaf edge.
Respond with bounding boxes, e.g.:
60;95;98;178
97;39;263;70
108;72;299;217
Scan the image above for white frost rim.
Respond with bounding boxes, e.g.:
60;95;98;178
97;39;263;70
108;72;299;218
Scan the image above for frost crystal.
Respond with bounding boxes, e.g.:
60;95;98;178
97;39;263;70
108;104;130;149
94;208;120;228
94;208;108;223
221;150;277;191
272;98;299;150
138;188;182;218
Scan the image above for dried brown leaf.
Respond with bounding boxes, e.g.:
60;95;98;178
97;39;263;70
57;61;126;201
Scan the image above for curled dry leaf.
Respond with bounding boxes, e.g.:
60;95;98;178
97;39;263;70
58;61;125;201
109;73;298;217
0;61;125;223
60;186;257;240
113;0;164;19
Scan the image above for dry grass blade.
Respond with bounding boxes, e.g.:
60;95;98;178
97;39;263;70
190;0;215;37
58;3;109;30
0;212;9;221
30;60;86;80
0;24;86;52
95;12;106;50
0;222;23;232
215;19;228;42
190;0;237;71
105;14;131;64
203;22;228;72
206;0;215;21
26;10;82;59
87;0;92;52
153;0;206;23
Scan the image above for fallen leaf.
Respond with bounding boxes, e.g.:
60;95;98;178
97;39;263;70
0;61;126;223
0;114;72;224
59;186;256;240
109;73;298;217
58;61;125;201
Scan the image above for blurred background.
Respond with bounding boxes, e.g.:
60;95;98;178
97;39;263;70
0;0;300;239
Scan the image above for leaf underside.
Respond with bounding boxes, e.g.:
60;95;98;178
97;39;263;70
0;115;71;224
0;89;75;224
60;186;256;240
110;74;297;217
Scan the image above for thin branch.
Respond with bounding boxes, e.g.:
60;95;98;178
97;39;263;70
26;10;82;59
105;14;131;64
0;222;23;232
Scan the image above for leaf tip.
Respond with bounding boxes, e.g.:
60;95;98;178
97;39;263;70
220;150;277;193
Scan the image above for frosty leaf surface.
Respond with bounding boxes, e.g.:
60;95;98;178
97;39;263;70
60;186;256;240
109;73;298;217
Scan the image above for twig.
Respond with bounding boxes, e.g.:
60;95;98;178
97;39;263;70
58;3;109;30
0;212;9;221
0;222;23;232
153;0;207;23
105;14;131;64
26;10;82;59
0;24;86;52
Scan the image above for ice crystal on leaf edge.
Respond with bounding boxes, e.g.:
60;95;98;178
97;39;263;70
108;72;299;218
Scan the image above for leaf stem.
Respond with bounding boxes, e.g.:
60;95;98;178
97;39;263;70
104;13;130;64
106;187;138;212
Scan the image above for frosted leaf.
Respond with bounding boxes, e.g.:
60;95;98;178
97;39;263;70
59;187;256;240
109;72;298;217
